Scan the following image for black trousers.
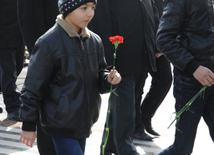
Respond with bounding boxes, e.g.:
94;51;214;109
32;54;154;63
37;122;57;155
0;47;24;113
101;75;144;155
135;56;172;128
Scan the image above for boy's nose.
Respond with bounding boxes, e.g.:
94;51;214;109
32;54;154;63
87;9;94;17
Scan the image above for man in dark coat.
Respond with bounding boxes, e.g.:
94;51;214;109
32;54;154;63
17;0;59;154
0;0;24;121
156;0;214;154
88;0;157;154
134;0;172;140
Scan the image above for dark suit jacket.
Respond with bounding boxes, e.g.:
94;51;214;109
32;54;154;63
88;0;159;75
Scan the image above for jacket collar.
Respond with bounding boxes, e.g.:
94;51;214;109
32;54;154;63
56;14;90;39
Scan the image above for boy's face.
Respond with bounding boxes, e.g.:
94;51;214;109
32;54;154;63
65;2;96;33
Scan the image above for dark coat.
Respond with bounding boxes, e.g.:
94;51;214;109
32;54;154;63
20;16;114;138
17;0;59;53
0;0;23;48
88;0;157;75
156;0;214;77
153;0;164;34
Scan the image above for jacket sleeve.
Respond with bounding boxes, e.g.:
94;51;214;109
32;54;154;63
20;38;54;131
156;0;199;74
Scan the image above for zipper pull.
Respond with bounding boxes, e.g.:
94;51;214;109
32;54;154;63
81;40;85;50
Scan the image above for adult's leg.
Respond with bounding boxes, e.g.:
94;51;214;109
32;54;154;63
15;46;25;76
0;69;1;92
202;85;214;141
133;73;153;141
101;75;138;155
37;122;57;155
141;56;172;135
134;73;148;130
52;136;86;155
158;75;207;155
0;48;21;113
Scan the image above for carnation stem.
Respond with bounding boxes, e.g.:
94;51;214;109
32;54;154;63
168;85;207;129
102;96;111;155
102;47;118;155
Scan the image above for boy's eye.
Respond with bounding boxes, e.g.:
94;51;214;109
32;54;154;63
81;7;87;10
92;6;96;10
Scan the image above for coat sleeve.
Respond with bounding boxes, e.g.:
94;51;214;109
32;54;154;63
20;38;54;131
156;0;199;73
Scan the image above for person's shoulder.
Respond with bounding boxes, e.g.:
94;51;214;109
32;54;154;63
42;24;60;38
37;24;62;44
88;28;102;43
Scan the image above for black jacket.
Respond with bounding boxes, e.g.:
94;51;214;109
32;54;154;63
156;0;214;76
88;0;157;75
20;15;114;138
17;0;59;53
0;0;23;48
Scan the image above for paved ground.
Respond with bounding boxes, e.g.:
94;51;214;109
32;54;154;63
0;66;213;155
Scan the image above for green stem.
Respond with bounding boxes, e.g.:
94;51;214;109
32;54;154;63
102;48;117;155
102;96;111;155
168;85;207;129
112;49;117;72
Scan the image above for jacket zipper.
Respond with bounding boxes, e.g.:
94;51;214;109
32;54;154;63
208;0;214;30
80;40;85;51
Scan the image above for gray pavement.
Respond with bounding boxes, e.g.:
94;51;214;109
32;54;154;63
0;66;213;155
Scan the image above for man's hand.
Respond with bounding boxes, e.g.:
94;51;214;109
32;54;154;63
155;53;163;58
193;65;214;86
20;131;36;147
107;70;122;85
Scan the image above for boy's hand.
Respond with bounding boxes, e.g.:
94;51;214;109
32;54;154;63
107;70;121;85
155;53;163;58
20;131;36;147
193;65;214;86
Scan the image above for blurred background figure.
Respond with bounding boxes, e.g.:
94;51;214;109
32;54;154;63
134;0;172;141
88;0;157;154
0;0;24;121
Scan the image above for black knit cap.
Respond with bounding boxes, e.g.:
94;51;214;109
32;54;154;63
58;0;97;18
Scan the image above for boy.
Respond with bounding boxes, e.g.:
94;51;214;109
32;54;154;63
20;0;121;154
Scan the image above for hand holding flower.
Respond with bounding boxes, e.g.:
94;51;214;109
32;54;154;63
155;52;163;58
107;70;121;85
193;65;214;87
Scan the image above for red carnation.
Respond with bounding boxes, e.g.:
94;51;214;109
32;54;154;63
109;35;124;46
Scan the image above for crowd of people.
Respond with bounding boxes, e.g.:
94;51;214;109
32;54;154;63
0;0;214;155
